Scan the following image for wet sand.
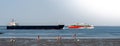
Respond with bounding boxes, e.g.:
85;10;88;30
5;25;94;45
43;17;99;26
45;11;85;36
0;38;120;46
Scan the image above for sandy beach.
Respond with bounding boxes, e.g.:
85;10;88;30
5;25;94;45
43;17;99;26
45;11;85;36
0;38;120;46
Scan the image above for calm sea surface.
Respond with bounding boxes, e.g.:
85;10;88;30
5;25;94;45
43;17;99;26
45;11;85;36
0;26;120;39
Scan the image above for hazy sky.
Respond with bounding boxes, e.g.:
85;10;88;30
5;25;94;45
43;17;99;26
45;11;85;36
0;0;120;26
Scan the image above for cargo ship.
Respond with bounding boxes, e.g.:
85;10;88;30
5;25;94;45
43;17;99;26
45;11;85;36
7;19;64;29
68;23;94;29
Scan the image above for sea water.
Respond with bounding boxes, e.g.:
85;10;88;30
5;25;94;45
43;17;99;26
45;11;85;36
0;26;120;39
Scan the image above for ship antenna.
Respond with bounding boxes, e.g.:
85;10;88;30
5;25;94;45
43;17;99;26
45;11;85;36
11;19;15;22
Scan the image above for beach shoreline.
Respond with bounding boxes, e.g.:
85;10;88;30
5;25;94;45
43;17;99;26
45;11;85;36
0;38;120;46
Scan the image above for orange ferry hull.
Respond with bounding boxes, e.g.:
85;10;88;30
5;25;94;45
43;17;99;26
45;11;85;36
68;26;84;29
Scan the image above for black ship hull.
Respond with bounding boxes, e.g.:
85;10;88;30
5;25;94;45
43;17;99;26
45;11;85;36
7;25;64;29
